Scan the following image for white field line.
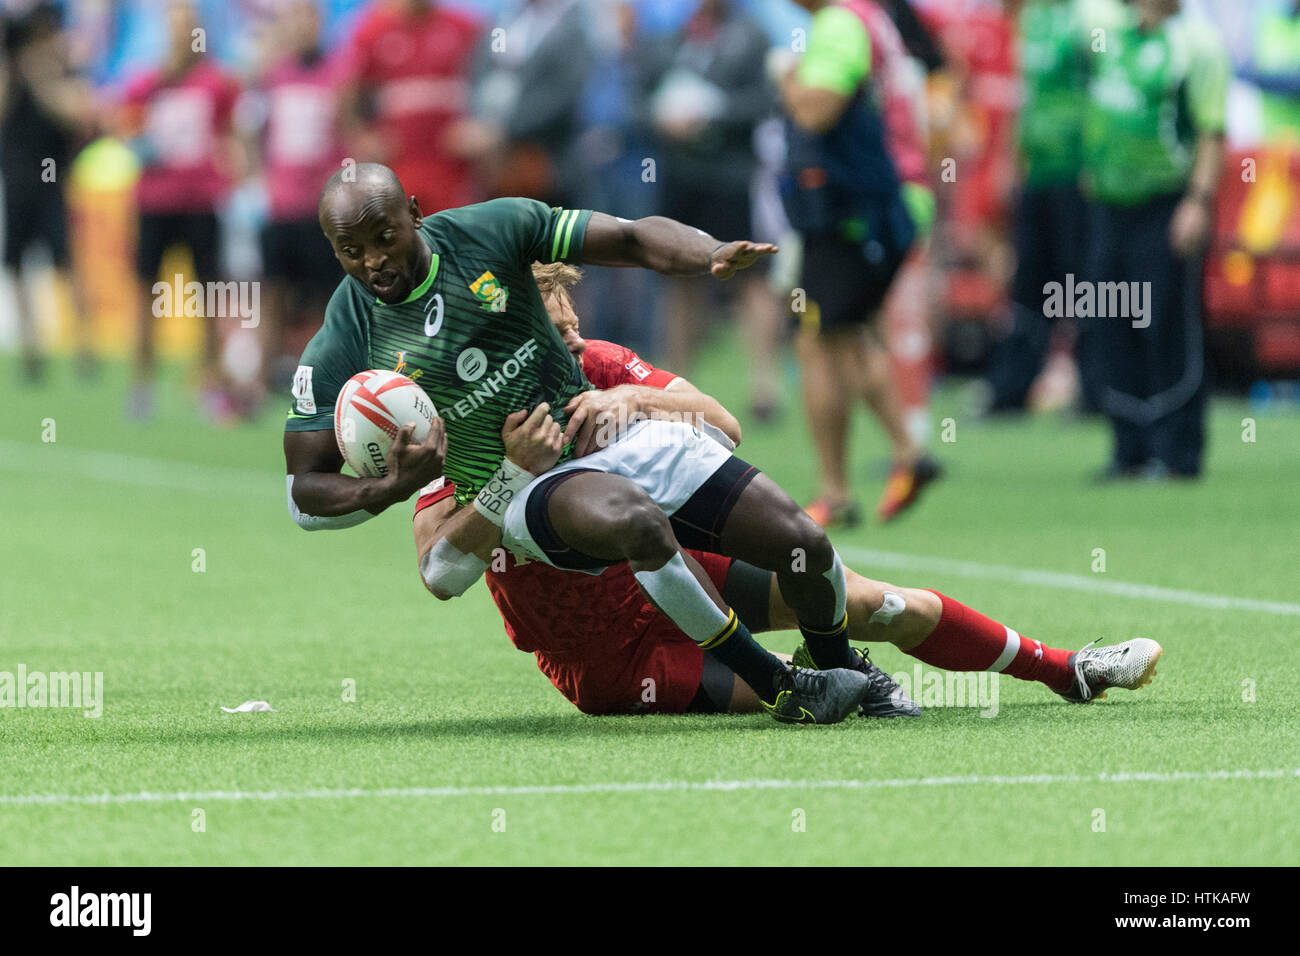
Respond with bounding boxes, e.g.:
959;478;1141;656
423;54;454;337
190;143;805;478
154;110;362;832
5;439;1299;617
2;768;1297;807
836;545;1300;618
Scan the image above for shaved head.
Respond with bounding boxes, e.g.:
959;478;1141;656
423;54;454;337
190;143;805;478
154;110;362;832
317;163;431;304
318;162;407;221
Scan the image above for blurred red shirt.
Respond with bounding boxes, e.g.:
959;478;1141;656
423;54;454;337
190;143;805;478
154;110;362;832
347;2;479;212
260;52;348;222
123;61;240;214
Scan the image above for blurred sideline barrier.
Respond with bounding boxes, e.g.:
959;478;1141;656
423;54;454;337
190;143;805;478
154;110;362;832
1205;143;1300;379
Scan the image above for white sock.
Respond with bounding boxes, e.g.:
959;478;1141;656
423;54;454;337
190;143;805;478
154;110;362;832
633;552;729;644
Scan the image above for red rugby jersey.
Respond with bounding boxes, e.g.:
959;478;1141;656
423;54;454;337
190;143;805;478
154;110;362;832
414;340;685;661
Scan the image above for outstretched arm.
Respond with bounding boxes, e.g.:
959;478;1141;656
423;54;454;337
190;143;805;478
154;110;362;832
582;212;776;279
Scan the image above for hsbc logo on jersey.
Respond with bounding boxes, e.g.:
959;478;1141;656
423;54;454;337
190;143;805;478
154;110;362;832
624;358;652;382
443;339;541;422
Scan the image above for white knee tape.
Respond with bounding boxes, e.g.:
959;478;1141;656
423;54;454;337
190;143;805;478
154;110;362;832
420;538;489;598
869;591;906;625
822;550;847;622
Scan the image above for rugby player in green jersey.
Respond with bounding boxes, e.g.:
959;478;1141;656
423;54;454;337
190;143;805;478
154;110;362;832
283;162;869;724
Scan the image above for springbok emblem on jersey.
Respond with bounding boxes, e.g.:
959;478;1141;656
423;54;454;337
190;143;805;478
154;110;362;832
470;270;509;312
392;351;423;381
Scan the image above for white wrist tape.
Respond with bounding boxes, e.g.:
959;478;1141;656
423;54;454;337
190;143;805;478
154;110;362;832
420;538;489;598
286;475;374;532
472;458;536;527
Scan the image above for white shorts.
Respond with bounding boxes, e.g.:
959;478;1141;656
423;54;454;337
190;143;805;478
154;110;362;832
501;418;736;569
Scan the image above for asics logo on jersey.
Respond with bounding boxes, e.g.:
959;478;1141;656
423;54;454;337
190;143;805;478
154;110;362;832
424;293;445;337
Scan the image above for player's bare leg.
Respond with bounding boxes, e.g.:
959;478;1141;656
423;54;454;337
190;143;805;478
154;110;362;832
11;267;44;382
853;327;920;465
714;470;860;674
60;265;99;379
663;276;705;381
796;325;856;526
739;274;781;421
543;471;868;723
757;567;1157;702
130;277;157;420
853;327;942;522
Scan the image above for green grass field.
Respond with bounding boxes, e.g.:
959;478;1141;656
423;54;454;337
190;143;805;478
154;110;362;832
3;339;1298;866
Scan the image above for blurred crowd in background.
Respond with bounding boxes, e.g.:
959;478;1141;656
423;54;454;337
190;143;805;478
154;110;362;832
1;0;1297;451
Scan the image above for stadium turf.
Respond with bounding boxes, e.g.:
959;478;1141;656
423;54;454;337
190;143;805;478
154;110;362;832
2;338;1297;866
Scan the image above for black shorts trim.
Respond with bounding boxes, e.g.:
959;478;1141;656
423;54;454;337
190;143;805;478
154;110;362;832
137;212;219;281
261;218;340;289
688;653;736;714
668;455;759;554
3;187;69;268
522;468;612;571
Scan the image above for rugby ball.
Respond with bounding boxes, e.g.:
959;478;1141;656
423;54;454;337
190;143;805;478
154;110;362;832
334;370;438;478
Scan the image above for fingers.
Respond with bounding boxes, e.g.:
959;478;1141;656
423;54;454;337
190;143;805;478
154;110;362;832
523;402;551;432
392;422;416;448
423;416;445;446
501;408;529;437
575;412;599;458
712;240;780;277
562;405;588;444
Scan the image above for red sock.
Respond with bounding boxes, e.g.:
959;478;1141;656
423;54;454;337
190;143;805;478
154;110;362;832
907;591;1074;693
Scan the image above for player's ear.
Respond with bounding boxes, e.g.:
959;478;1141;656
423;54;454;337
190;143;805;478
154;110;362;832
408;195;423;226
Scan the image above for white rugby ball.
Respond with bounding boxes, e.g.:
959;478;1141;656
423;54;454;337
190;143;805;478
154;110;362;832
334;370;439;478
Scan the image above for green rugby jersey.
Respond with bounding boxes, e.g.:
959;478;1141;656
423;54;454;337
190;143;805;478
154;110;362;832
1017;1;1092;189
285;198;594;504
1082;10;1229;206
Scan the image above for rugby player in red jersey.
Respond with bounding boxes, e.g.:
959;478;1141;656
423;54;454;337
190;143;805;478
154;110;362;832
344;0;479;213
290;164;873;726
409;263;1164;714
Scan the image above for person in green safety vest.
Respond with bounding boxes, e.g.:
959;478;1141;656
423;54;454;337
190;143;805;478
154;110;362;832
1081;0;1229;481
981;0;1125;418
